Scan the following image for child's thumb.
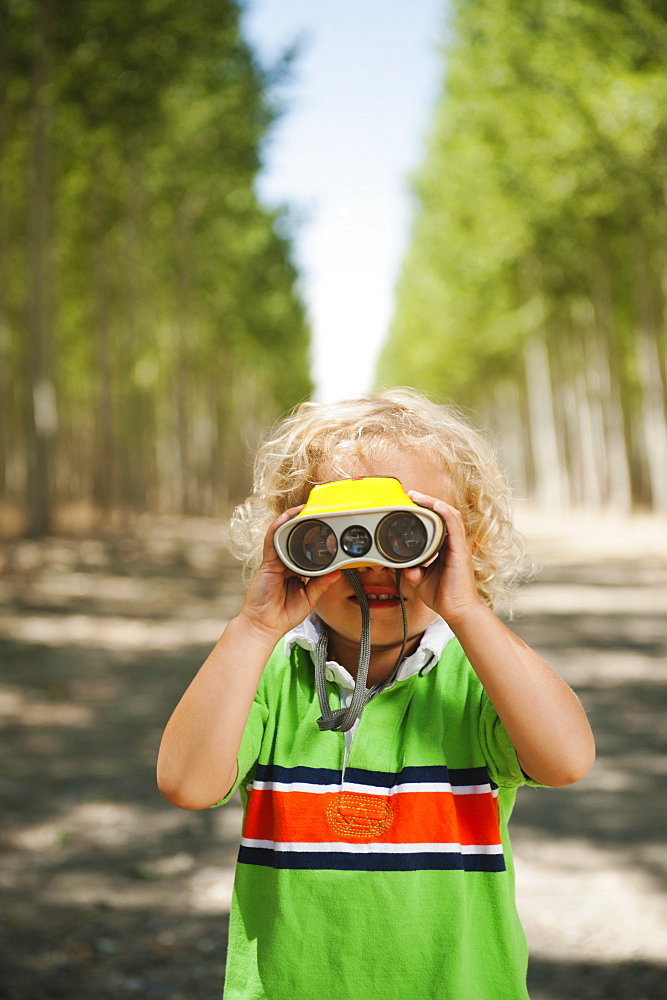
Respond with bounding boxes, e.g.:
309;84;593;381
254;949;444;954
305;570;342;606
403;566;424;587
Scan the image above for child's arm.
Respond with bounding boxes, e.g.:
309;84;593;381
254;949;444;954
405;492;596;788
157;508;340;810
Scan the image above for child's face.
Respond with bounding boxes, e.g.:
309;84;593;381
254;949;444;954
312;449;453;675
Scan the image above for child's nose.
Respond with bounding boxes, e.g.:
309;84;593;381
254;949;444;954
358;564;389;577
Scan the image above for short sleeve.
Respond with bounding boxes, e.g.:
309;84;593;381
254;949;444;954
479;694;544;789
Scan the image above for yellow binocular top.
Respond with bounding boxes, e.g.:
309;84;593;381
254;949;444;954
273;477;445;577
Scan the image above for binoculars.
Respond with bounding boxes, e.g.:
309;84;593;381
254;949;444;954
273;477;445;577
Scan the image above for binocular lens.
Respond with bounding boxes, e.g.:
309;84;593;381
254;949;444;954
341;525;372;558
376;512;428;563
287;519;337;571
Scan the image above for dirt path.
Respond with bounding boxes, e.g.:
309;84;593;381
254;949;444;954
1;512;666;999
511;509;667;999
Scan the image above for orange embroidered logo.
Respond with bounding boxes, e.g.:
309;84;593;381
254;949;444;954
326;791;394;839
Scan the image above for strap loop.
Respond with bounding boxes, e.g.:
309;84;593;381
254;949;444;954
314;568;409;732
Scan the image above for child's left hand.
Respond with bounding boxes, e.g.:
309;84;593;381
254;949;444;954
404;491;595;788
403;491;482;625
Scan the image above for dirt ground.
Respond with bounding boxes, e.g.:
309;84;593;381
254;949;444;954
1;509;666;999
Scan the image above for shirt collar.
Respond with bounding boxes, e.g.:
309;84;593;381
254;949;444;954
284;613;454;691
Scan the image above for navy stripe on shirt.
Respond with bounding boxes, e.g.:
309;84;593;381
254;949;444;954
238;846;506;873
253;762;497;790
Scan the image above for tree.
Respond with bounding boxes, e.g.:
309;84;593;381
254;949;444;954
379;0;667;512
1;0;312;531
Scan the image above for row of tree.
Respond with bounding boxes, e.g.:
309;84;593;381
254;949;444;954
1;0;312;535
379;0;667;512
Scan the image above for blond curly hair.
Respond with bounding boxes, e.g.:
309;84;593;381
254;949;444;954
229;388;531;615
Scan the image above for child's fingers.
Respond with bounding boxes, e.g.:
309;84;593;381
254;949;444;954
304;570;341;607
261;505;305;562
407;491;467;548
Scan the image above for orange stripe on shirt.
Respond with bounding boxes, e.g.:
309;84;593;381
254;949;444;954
242;787;501;847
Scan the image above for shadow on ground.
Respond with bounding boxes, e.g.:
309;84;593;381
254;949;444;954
513;591;667;890
528;958;667;1000
0;637;238;1000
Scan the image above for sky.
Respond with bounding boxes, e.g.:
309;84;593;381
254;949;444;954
242;0;446;402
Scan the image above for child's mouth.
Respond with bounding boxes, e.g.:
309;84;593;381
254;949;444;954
350;586;401;609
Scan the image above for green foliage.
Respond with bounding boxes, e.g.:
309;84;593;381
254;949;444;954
378;0;667;509
378;0;667;401
1;0;312;519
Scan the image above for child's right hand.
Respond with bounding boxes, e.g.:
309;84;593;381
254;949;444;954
239;507;341;642
158;507;340;811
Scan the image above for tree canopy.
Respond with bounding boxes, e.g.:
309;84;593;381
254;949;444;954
1;0;312;533
378;0;667;511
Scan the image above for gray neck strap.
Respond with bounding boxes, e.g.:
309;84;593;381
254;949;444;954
314;568;408;733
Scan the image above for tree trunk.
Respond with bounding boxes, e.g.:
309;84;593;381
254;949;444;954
0;53;9;503
25;0;56;536
589;260;632;511
175;200;194;514
92;234;115;514
484;380;528;500
636;324;667;511
523;334;567;510
633;240;667;512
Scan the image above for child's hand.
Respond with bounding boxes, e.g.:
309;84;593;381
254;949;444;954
240;507;341;641
403;491;482;625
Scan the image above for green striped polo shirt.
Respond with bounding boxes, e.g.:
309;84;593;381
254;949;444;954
220;628;536;1000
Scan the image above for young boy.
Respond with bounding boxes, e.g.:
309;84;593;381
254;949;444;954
157;389;595;1000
